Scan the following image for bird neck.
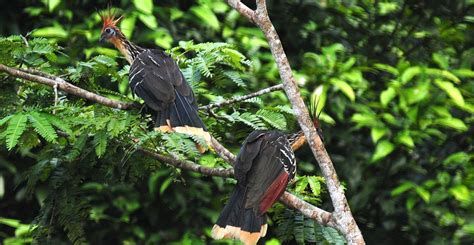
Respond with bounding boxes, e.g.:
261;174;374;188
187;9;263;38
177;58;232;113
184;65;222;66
110;33;144;64
288;131;306;151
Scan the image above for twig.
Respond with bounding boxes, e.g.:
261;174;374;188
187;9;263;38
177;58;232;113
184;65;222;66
138;148;234;178
226;1;365;243
0;64;138;110
199;84;284;110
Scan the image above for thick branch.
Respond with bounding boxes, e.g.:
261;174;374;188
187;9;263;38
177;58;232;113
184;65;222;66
0;64;137;110
228;1;365;243
199;84;283;110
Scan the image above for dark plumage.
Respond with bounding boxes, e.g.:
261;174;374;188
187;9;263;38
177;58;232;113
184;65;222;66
129;49;206;129
212;130;296;245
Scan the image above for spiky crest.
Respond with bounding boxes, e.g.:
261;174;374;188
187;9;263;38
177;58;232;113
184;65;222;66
99;7;123;32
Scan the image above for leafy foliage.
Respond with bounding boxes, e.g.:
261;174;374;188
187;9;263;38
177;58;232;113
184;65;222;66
0;0;473;244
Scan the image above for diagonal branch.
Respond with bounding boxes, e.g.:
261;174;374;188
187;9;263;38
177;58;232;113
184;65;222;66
199;84;283;110
226;1;365;244
0;64;138;110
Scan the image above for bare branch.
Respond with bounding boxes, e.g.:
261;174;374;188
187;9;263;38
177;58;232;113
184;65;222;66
228;0;365;243
139;148;234;178
226;0;256;23
199;84;283;110
0;64;138;110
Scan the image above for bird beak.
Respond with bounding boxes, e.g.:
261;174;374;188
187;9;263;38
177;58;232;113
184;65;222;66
99;33;106;43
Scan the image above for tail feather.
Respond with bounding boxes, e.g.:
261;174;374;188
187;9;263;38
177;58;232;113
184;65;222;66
154;91;206;130
212;187;267;245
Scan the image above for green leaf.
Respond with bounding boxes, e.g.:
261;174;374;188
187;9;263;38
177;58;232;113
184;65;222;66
401;66;421;84
132;0;153;14
138;14;158;29
432;53;449;69
42;0;60;12
434;79;465;106
371;127;388;143
396;130;414;148
32;25;68;39
374;63;399;75
93;131;108;158
330;78;355;102
415;187;430;203
0;115;13;126
371;140;395;162
426;68;460;84
120;15;137;39
380;87;397;107
307;176;322;196
28;112;58;143
449;185;470;203
191;6;220;30
160;177;173;195
295;177;309;193
5;114;28;150
391;182;416;196
434;118;468;132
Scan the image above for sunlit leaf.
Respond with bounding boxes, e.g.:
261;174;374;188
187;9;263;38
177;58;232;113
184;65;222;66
330;78;355;102
371;140;395;162
132;0;153;14
380;87;396;107
371;127;388;143
434;118;468;132
434;79;465;106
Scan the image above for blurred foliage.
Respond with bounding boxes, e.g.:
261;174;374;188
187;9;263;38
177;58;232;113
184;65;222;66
0;0;473;244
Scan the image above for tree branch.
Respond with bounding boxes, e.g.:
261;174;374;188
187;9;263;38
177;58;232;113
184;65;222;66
139;148;234;178
199;84;283;110
226;1;364;243
0;64;138;110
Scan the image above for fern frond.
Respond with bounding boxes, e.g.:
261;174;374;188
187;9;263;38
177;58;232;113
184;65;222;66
256;109;287;130
43;113;73;136
93;130;108;158
223;70;246;87
5;113;28;150
28;112;58;143
231;112;266;130
0;115;13;126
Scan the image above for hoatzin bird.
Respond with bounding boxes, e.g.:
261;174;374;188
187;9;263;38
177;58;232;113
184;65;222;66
212;114;324;245
99;9;209;144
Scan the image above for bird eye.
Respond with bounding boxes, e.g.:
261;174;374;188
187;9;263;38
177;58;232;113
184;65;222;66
105;28;114;35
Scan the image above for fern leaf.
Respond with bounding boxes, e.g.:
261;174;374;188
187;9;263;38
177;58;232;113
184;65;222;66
276;105;295;115
256;109;287;130
223;71;246;87
0;115;13;126
231;112;266;130
28;112;58;143
93;130;108;158
44;114;73;136
5;113;28;150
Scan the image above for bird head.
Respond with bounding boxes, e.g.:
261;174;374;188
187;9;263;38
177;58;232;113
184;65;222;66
99;8;124;43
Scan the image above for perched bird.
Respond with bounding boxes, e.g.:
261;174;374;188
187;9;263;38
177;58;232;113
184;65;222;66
99;9;209;141
211;109;324;244
211;130;297;245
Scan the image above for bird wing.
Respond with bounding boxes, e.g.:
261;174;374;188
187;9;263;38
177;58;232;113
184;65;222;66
234;131;296;215
128;49;196;111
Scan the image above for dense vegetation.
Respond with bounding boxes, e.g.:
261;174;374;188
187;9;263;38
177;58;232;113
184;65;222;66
0;0;473;244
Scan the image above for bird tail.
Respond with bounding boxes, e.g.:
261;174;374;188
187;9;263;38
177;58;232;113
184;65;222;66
156;90;207;130
211;187;267;245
